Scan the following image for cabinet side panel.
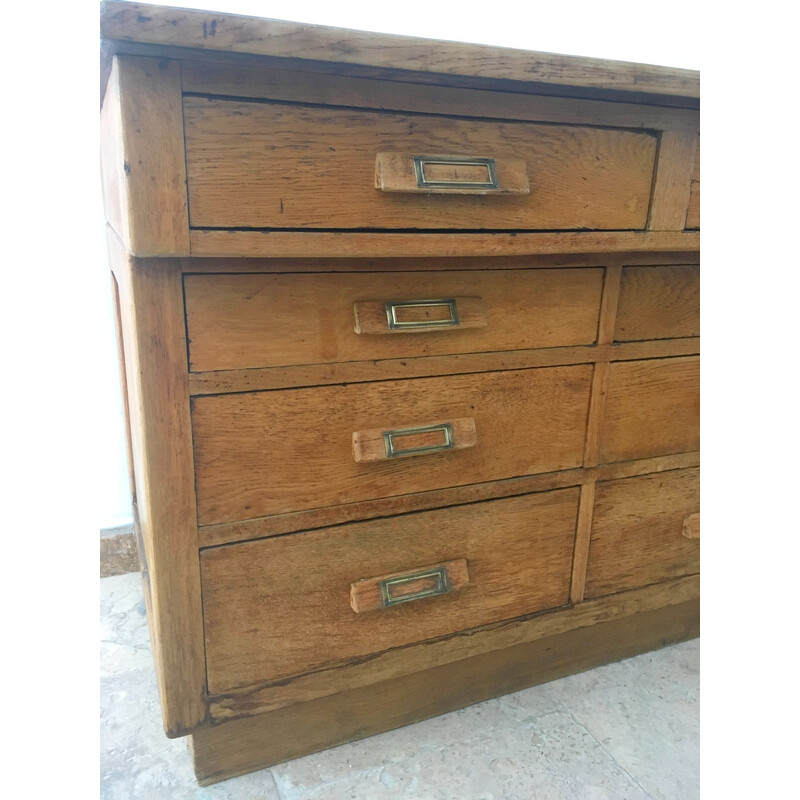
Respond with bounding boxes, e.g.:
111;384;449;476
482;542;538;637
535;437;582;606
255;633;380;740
107;228;206;736
100;55;190;256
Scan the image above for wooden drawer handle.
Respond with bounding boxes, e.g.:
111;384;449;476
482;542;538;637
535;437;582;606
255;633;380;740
354;296;487;334
375;152;530;195
353;418;477;462
682;512;700;539
350;559;469;613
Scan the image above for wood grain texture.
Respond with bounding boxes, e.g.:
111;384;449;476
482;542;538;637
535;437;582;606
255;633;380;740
201;489;579;692
106;229;205;737
599;356;700;464
101;1;700;99
184;269;603;373
192;365;592;525
350;559;470;614
683;512;700;539
569;482;596;604
582;265;622;467
183;98;657;230
188;230;700;258
181;60;700;132
686;142;700;229
197;451;700;548
192;596;699;783
187;337;700;397
375;152;529;194
354;296;487;335
207;574;698;720
352;418;477;462
585;468;700;598
181;253;701;273
648;131;700;231
615;265;700;341
100;56;189;256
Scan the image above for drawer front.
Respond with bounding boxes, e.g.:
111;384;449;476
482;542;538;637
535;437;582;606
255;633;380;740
599;356;699;464
585;468;699;598
192;365;592;525
614;266;699;342
183;98;657;231
184;269;604;372
201;488;579;692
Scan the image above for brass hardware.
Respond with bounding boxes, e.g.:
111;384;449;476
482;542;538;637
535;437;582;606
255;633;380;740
385;299;459;330
413;155;499;189
383;423;454;458
380;567;450;607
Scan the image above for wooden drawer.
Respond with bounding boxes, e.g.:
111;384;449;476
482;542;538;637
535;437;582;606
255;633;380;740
614;266;699;341
192;365;592;525
599;356;699;464
585;468;699;598
183;99;657;231
184;268;604;372
201;488;579;692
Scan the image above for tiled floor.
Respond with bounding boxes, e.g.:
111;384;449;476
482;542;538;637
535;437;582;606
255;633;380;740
100;572;699;799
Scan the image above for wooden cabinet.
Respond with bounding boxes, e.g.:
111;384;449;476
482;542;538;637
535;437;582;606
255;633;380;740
101;0;699;784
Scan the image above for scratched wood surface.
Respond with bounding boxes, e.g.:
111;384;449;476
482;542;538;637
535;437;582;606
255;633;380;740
200;489;578;692
191;365;592;525
101;1;700;100
585;468;700;597
184;269;603;372
183;98;657;230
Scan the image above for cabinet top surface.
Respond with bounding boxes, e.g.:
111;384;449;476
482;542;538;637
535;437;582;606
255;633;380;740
100;1;699;103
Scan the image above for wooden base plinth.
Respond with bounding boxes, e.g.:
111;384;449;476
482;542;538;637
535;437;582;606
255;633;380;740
190;597;699;785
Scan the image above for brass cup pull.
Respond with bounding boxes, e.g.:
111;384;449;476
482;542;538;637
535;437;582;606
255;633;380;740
350;559;470;613
352;418;477;463
353;296;487;334
375;152;530;195
414;156;499;189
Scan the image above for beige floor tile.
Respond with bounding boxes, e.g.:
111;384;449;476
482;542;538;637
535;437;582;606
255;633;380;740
100;571;699;799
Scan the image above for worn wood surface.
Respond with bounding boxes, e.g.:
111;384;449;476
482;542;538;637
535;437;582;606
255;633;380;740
352;418;477;463
184;98;656;230
188;337;700;397
569;483;596;604
100;56;189;256
582;266;622;467
350;559;470;614
599;356;700;464
182;253;700;274
181;60;700;132
198;451;700;548
647;131;699;231
585;468;700;598
191;365;592;525
207;574;698;721
201;489;578;692
615;265;700;341
685;142;700;229
101;1;699;100
192;596;699;783
184;269;602;373
188;230;699;258
683;512;700;539
375;152;529;194
106;229;205;737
